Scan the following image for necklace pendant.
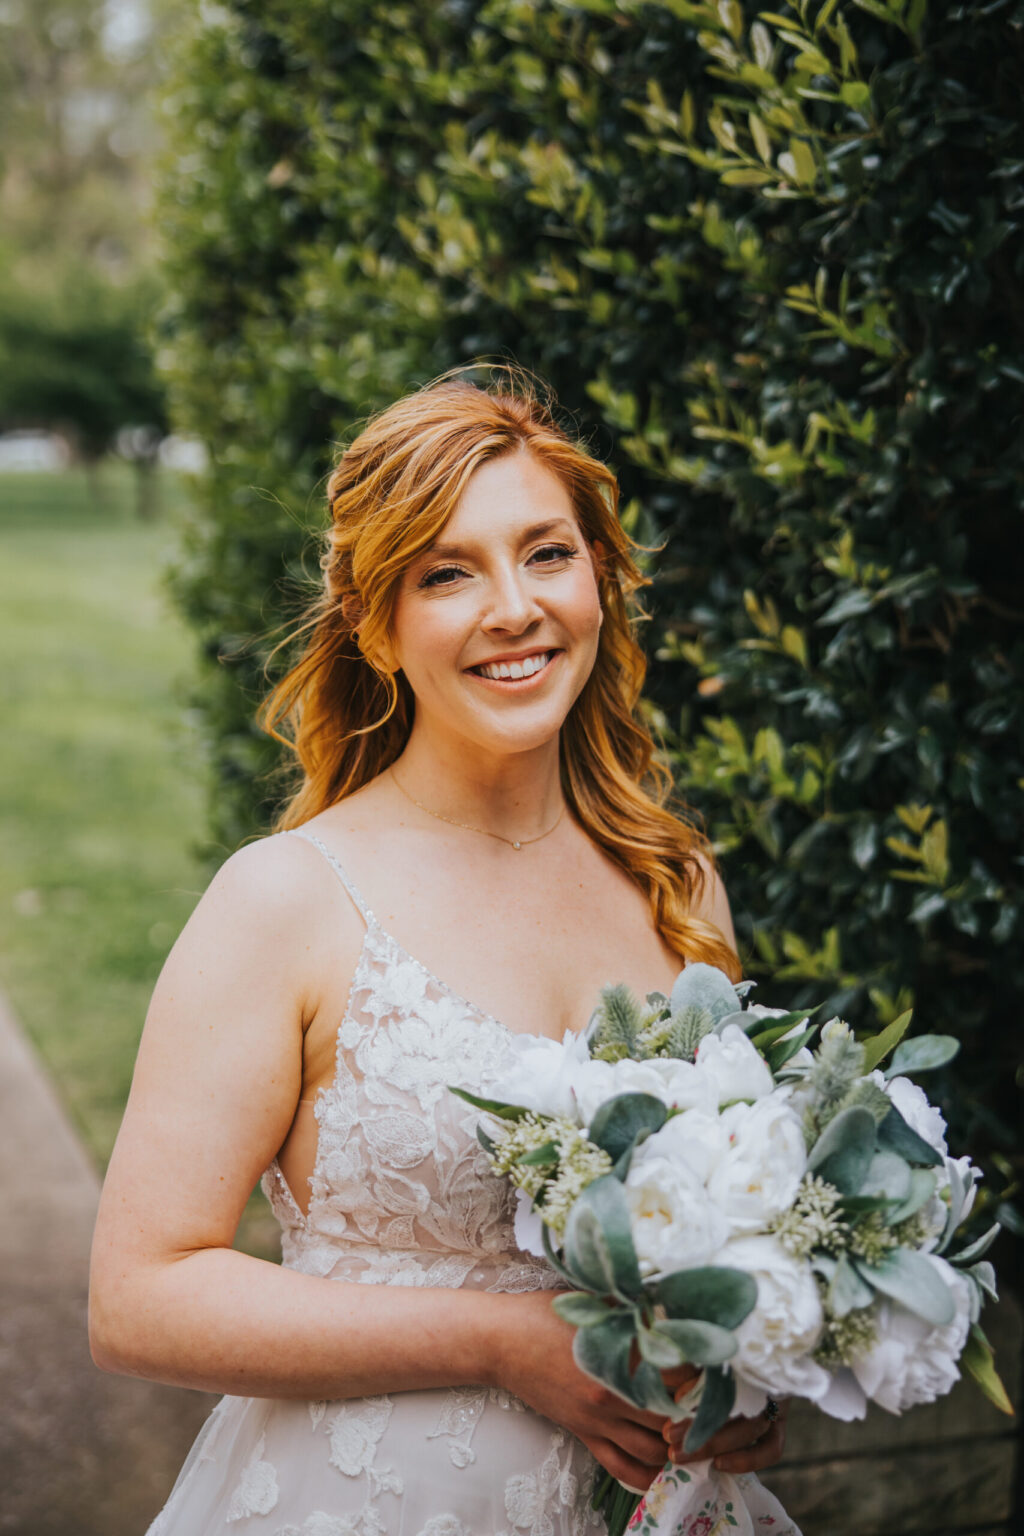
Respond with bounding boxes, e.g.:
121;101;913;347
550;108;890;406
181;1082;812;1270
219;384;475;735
512;840;522;850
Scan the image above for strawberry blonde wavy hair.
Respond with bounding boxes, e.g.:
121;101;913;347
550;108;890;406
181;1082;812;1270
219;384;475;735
261;366;739;978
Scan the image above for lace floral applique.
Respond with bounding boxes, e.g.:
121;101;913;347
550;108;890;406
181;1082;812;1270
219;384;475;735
225;1432;279;1522
415;1518;473;1536
427;1386;489;1467
309;1402;327;1431
503;1430;601;1536
274;1515;361;1536
327;1396;394;1477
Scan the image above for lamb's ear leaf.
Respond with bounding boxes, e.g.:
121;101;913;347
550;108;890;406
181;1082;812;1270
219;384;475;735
876;1105;944;1168
564;1175;643;1300
654;1319;738;1366
828;1253;875;1318
860;1009;913;1073
684;1367;736;1452
588;1093;667;1162
886;1034;960;1078
669;963;741;1024
949;1223;1001;1267
853;1248;955;1327
540;1222;582;1288
517;1140;559;1166
449;1086;531;1120
807;1105;876;1193
961;1322;1013;1415
552;1292;613;1328
654;1266;758;1328
859;1151;912;1202
888;1168;937;1223
572;1313;643;1408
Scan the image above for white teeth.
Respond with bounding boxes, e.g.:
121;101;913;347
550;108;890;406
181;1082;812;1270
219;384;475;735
476;651;551;681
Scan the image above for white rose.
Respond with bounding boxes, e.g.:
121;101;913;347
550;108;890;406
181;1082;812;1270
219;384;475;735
574;1055;716;1127
694;1024;774;1106
707;1096;808;1234
492;1029;592;1120
635;1108;729;1185
850;1254;972;1413
624;1155;730;1278
716;1234;831;1402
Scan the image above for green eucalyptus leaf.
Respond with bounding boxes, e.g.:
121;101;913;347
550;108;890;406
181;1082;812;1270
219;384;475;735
961;1323;1013;1415
449;1085;532;1120
684;1367;736;1452
588;1093;667;1162
654;1266;758;1328
854;1248;955;1327
968;1260;999;1304
886;1034;960;1078
477;1127;496;1155
877;1106;944;1168
766;1025;817;1073
807;1105;877;1193
860;1010;913;1074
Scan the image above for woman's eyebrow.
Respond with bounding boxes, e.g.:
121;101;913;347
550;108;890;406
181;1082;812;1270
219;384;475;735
423;518;578;561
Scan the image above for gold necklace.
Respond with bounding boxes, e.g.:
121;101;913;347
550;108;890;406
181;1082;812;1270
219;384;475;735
389;766;565;851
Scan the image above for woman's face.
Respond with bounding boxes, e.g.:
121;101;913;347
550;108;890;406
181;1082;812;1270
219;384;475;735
388;448;604;759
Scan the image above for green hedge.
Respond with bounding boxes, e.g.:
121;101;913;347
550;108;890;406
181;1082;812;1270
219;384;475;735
158;0;1023;1196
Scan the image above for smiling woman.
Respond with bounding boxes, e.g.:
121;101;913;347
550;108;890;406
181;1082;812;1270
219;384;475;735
89;366;784;1536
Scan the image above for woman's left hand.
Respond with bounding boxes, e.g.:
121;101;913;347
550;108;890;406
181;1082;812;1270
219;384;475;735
662;1392;788;1475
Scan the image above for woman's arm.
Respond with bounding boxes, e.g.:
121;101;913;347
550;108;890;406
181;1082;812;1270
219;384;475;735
87;835;679;1489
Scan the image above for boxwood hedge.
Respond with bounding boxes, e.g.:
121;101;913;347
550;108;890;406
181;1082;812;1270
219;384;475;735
157;0;1023;1192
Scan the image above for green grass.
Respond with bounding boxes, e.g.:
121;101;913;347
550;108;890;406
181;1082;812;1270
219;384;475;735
0;464;277;1256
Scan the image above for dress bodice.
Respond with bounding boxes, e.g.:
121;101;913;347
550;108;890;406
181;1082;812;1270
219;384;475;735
261;830;559;1297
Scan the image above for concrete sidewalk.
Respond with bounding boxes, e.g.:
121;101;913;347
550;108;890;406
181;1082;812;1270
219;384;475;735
0;991;215;1535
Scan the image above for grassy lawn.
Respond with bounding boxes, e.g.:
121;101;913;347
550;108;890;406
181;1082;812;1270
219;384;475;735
0;464;277;1256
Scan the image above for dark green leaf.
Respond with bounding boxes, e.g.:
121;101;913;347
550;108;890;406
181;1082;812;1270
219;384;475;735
654;1266;758;1328
684;1367;736;1452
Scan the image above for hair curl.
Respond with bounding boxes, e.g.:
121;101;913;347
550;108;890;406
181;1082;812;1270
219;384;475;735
261;365;739;979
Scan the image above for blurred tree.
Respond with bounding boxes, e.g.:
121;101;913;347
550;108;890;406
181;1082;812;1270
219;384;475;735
0;0;176;491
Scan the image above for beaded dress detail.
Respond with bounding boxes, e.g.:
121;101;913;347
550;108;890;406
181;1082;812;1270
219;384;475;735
146;830;601;1536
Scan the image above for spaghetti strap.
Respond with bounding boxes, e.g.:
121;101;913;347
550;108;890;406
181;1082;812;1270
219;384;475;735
285;827;376;928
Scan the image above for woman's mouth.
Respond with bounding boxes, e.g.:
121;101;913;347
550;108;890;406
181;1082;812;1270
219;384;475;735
467;649;560;688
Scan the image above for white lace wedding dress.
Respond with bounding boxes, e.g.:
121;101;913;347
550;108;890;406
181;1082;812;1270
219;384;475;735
147;830;603;1536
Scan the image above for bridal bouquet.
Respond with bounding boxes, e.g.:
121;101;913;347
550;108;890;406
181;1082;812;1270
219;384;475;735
452;964;1009;1536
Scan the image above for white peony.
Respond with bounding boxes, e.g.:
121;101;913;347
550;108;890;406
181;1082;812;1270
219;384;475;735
885;1075;948;1155
694;1024;775;1106
850;1254;972;1413
716;1234;831;1403
707;1096;808;1234
573;1055;717;1127
884;1076;980;1243
493;1029;593;1120
634;1108;730;1185
513;1188;546;1259
623;1155;730;1278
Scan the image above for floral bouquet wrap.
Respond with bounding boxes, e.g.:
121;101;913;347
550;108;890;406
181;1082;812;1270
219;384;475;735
452;964;1010;1536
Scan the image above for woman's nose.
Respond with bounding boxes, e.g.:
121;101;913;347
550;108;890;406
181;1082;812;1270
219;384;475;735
482;566;543;632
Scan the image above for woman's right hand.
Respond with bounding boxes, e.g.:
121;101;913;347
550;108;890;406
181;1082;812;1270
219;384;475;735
491;1290;679;1491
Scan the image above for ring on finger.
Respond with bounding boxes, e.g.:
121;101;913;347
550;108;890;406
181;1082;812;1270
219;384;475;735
763;1397;780;1423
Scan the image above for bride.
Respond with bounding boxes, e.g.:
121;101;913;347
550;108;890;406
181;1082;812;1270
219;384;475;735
89;370;788;1535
